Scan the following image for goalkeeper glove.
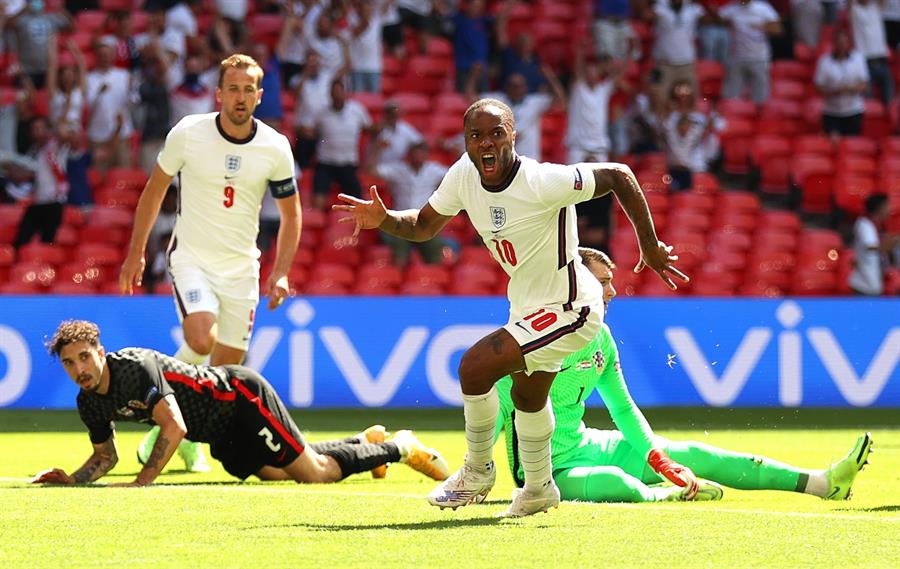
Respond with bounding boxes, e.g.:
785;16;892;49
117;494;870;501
647;448;699;499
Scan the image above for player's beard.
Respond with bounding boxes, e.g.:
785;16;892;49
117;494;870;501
225;104;253;126
78;373;100;392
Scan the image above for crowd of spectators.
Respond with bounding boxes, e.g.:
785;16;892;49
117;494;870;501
0;0;897;295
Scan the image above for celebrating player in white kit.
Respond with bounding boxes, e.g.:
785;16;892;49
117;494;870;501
334;98;686;517
119;54;301;467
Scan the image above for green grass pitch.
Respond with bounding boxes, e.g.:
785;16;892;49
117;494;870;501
1;408;899;568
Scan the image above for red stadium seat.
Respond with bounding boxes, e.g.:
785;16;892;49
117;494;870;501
10;261;56;287
695;60;724;100
102;167;148;192
49;280;99;295
79;226;127;244
0;204;24;227
793;135;833;157
0;281;43;294
793;156;835;215
18;243;66;265
750;135;792;194
86;206;134;227
691;279;736;297
352;281;397;296
399;281;445;296
707;228;752;251
667;210;711;232
771;60;813;83
316;244;363;266
834;177;875;217
837;137;878;158
881;137;900;156
711;212;756;233
758;210;802;233
452;263;498;289
406;264;450;286
670;191;715;213
0;244;13;267
433;92;470;117
755;230;798;253
792;270;837;296
862;100;891;139
770;79;806;100
309;263;355;286
56;262;108;286
358;263;403;287
74;243;123;267
718;191;760;214
459;245;495;266
718;98;757;120
720;119;755;175
691;172;721;194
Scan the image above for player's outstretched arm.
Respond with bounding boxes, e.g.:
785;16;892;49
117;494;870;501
333;185;453;242
121;395;187;487
265;192;302;310
31;436;119;485
119;164;175;295
589;164;689;290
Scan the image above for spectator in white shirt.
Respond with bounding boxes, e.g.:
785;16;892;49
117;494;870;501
86;35;133;173
814;29;869;137
166;0;200;40
850;193;898;295
642;0;708;106
475;69;566;162
277;0;317;89
307;79;374;210
565;42;629;163
884;0;900;48
12;116;69;248
349;0;388;93
169;55;214;127
47;36;87;133
719;0;783;103
790;0;823;47
293;52;343;170
368;140;449;265
662;113;710;191
305;10;349;79
849;0;894;105
375;100;424;167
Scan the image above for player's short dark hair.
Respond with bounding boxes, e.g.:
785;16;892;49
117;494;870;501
865;193;889;216
463;98;515;130
47;320;101;357
579;247;616;271
218;53;263;89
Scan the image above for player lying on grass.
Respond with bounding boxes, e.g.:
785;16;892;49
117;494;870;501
31;320;449;487
495;248;873;503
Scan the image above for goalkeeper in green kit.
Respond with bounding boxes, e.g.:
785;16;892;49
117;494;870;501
495;248;873;503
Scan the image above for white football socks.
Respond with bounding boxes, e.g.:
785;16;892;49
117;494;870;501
463;386;499;471
175;343;208;365
515;400;555;491
803;470;829;497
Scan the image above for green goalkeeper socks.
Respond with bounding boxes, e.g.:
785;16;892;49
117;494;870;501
663;441;810;493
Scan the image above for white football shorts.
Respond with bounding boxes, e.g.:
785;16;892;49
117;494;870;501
504;304;603;373
168;248;260;351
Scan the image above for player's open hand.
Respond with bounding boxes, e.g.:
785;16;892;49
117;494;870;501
331;185;388;237
30;468;75;485
634;240;689;290
119;253;146;295
264;273;290;310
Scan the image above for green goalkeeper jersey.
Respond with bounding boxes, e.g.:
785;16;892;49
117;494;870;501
496;323;657;486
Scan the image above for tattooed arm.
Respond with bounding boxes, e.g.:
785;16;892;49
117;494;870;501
72;436;119;483
31;436;119;485
130;394;188;486
589;163;689;290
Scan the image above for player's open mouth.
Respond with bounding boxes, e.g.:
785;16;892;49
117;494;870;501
482;154;496;173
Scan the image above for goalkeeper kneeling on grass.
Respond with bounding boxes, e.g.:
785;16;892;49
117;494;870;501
31;320;450;487
495;248;873;503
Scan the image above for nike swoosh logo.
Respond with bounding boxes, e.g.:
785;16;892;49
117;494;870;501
225;175;237;180
514;321;531;334
559;366;571;373
826;487;841;499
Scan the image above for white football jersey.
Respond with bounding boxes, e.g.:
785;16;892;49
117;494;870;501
157;113;296;272
429;154;604;315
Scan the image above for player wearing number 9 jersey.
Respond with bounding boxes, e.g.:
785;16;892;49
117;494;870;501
120;54;301;367
333;98;687;517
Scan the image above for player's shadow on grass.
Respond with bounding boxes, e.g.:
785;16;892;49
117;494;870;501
263;517;505;531
851;505;900;513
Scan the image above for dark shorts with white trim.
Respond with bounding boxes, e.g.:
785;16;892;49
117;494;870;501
209;367;307;480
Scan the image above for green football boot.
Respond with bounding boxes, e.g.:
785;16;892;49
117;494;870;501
824;432;873;500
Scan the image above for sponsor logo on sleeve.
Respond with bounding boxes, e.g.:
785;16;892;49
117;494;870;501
573;168;583;191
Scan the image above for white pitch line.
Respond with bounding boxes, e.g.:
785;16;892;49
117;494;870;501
3;481;898;523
